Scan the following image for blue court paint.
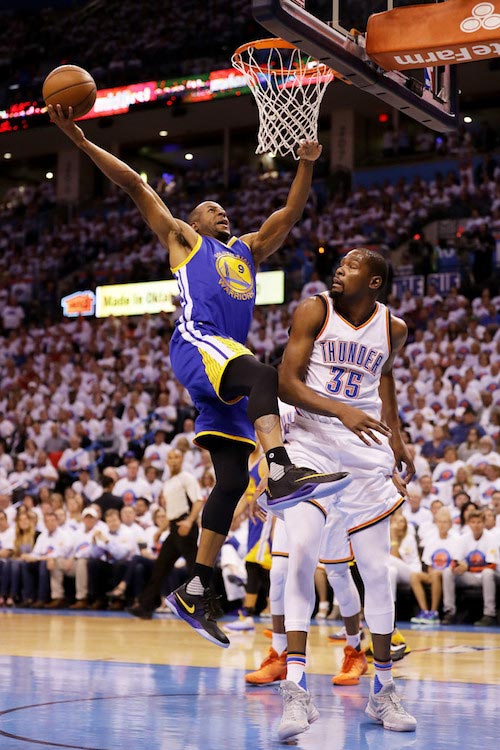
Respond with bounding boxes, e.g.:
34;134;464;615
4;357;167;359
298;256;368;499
0;655;497;750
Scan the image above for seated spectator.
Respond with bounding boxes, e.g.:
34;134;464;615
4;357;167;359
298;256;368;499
57;436;90;491
71;468;102;505
106;506;169;607
410;508;456;624
20;511;68;608
0;510;15;604
114;458;152;505
420;426;452;471
62;507;102;610
466;435;500;478
431;446;466;505
402;488;433;537
87;508;138;610
441;509;498;626
388;514;421;615
418;474;444;509
0;510;37;606
30;450;59;493
476;464;500;506
143;430;170;471
65;493;84;531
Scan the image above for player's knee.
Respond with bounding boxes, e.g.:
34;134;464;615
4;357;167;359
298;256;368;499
270;557;287;608
246;364;279;423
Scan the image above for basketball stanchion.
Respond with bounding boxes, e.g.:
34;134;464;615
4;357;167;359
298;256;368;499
232;38;335;159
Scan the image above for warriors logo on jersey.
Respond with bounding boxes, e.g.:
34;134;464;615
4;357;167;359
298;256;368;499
215;252;255;301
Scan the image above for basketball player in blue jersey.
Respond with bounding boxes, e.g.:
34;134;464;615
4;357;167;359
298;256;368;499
48;105;354;646
274;248;417;738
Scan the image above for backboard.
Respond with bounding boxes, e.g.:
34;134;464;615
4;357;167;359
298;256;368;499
251;0;458;131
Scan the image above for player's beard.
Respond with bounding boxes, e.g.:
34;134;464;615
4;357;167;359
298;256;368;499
215;229;231;242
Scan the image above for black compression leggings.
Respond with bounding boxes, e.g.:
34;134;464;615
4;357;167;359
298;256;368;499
202;437;253;537
220;354;280;424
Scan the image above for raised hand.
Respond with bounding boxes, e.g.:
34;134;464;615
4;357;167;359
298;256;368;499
297;139;322;162
47;104;85;145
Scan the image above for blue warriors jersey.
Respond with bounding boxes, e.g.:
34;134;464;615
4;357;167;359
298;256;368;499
173;234;256;344
169;234;257;447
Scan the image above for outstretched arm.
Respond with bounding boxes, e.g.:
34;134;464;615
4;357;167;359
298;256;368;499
242;141;321;264
279;297;392;445
48;105;197;260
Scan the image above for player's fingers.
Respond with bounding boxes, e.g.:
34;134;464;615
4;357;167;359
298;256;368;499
356;429;371;446
364;429;382;445
68;105;74;120
371;419;391;435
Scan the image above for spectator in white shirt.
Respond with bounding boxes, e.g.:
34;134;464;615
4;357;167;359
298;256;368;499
442;509;498;626
0;511;15;597
71;468;103;505
57;435;90;486
410;508;456;623
114;459;152;505
87;508;138;610
466;436;500;478
143;430;170;471
21;511;69;607
142;465;163;504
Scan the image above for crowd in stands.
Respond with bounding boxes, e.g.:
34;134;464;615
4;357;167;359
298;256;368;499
0;263;499;623
0;0;260;110
1;150;500;336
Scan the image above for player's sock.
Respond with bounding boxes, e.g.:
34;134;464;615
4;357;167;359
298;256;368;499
286;652;307;688
346;632;361;650
272;632;288;655
265;446;292;480
186;564;213;594
373;660;393;693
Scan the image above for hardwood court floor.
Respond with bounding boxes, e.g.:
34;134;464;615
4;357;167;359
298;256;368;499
0;610;499;750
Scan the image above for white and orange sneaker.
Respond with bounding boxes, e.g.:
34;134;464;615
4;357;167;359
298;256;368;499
332;645;368;685
245;647;287;685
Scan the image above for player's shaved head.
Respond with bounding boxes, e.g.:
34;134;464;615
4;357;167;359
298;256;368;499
353;247;389;289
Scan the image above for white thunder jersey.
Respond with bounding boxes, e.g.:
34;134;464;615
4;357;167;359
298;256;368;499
298;294;390;422
285;293;402;533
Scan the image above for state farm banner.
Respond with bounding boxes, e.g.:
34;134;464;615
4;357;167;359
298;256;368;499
366;0;500;70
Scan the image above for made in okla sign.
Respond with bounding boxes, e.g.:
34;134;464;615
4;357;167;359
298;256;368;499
366;0;500;69
60;272;285;319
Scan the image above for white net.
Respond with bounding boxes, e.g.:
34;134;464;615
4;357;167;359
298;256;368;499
232;39;334;159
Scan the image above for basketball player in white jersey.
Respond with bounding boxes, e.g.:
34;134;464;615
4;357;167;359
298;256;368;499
275;248;417;739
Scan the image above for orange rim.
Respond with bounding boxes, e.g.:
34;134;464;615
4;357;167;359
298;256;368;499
233;38;334;78
233;37;297;55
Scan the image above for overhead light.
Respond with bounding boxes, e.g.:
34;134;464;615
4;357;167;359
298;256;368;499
45;172;54;179
140;171;148;183
3;152;12;159
159;130;168;137
184;153;194;161
463;115;473;124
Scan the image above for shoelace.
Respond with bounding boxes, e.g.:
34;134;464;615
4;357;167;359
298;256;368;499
379;689;409;716
341;650;357;673
279;687;308;721
203;591;224;621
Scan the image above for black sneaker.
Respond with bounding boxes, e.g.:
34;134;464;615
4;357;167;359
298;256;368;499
441;611;456;625
474;615;496;627
266;465;351;511
166;583;230;648
127;602;154;620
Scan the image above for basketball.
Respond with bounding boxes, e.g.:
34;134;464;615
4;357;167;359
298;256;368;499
42;64;97;118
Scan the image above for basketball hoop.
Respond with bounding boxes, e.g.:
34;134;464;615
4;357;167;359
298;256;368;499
232;38;334;159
